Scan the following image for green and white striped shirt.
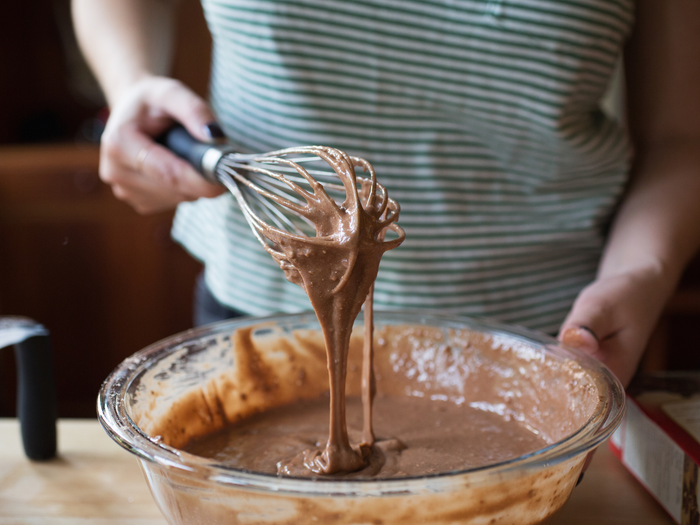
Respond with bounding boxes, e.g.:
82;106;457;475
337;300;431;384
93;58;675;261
173;0;634;333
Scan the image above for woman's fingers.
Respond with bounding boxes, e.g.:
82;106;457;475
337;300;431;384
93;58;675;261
559;283;620;360
99;76;225;213
142;78;219;142
559;284;635;384
122;126;222;194
560;326;599;355
101;127;223;213
109;175;192;214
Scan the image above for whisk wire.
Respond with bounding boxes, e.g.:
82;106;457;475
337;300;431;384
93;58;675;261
210;145;405;264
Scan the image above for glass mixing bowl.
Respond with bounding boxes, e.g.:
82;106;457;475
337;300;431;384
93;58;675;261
98;311;624;525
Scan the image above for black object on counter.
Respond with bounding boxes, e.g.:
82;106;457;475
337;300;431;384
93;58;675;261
0;317;58;460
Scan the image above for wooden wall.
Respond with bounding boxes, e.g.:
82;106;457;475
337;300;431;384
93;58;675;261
0;0;211;417
0;145;202;416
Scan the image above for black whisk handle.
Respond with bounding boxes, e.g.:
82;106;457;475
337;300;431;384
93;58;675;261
157;125;213;175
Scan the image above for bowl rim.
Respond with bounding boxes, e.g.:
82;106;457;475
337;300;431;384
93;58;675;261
97;310;625;496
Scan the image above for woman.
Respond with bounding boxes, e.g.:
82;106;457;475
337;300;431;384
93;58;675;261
72;0;700;387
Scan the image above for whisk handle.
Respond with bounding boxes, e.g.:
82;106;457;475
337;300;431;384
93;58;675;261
158;125;222;184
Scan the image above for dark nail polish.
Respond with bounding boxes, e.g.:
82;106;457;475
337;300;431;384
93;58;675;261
204;122;225;140
579;326;600;344
576;472;585;486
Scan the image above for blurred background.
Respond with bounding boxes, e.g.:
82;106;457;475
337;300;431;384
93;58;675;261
1;0;698;419
0;0;211;417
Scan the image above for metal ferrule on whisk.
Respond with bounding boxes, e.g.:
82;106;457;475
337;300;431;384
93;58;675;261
201;144;236;184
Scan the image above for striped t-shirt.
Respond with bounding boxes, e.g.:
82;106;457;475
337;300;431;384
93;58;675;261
172;0;634;333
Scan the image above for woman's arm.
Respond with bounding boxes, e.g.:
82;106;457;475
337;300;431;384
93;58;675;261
72;0;176;106
72;0;223;214
559;0;700;386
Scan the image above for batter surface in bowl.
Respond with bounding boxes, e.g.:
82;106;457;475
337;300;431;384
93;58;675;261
185;394;549;479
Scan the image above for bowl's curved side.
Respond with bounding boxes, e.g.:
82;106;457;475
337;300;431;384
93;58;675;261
139;453;585;525
98;311;625;499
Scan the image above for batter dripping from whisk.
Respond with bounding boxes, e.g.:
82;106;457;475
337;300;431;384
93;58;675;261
244;146;404;475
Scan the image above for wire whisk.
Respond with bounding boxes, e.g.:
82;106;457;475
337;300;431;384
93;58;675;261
160;126;405;292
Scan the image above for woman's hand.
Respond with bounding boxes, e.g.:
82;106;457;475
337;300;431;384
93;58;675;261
72;1;224;213
558;264;675;387
100;76;225;214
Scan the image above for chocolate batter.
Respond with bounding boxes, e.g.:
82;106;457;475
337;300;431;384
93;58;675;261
185;394;549;479
248;147;404;475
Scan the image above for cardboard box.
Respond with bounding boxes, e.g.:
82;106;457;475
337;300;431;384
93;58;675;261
610;373;700;525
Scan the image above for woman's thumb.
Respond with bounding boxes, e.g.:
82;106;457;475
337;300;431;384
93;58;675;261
558;292;611;356
559;325;600;354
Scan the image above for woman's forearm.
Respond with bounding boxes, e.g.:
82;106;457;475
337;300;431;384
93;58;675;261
72;0;221;215
71;0;179;106
560;138;700;386
599;0;700;303
598;140;700;294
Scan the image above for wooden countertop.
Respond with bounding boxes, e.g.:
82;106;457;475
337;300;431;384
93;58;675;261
0;419;673;524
